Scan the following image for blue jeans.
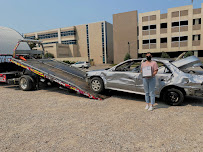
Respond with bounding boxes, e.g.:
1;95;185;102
143;77;156;105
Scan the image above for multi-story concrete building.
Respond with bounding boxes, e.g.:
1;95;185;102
113;4;203;63
24;21;113;65
139;4;203;58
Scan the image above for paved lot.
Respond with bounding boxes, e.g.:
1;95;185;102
0;83;202;152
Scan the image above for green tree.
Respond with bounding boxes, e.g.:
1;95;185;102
161;52;170;58
44;52;54;58
184;51;194;58
27;38;39;49
142;53;146;58
28;42;36;49
124;53;131;61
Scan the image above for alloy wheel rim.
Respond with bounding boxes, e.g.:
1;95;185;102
168;92;179;103
92;80;101;91
20;78;27;90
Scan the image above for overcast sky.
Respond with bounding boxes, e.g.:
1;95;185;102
0;0;202;34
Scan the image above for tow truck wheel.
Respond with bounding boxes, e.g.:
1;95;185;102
90;77;104;93
163;88;184;106
19;75;34;91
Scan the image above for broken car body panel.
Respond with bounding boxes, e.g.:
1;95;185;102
87;56;203;98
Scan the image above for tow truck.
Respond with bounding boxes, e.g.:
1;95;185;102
0;39;104;100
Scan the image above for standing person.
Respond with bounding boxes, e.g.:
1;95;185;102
141;52;158;111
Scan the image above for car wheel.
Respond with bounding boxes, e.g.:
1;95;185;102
163;88;184;106
90;77;104;93
19;75;34;91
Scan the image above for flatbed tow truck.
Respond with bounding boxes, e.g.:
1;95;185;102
1;39;104;100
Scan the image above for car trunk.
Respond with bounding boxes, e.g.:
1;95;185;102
172;56;203;75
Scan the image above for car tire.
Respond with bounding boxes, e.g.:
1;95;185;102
19;75;34;91
163;88;184;106
90;77;104;93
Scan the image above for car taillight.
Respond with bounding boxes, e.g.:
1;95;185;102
0;74;6;82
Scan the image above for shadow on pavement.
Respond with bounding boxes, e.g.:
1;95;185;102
1;83;203;107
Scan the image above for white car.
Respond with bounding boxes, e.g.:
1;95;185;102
71;61;90;69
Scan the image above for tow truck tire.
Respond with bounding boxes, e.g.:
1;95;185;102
163;88;184;106
90;77;104;93
19;75;34;91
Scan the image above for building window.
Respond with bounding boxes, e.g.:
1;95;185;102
143;39;156;44
142;25;156;31
61;40;76;44
86;25;90;60
180;20;188;26
172;37;179;42
180;36;188;41
143;40;149;44
149;15;156;21
160;23;167;28
142;26;149;31
172;11;179;17
161;38;167;43
25;36;35;39
101;22;105;64
193;35;201;41
193;18;201;25
180;10;188;16
150;39;156;44
142;16;148;22
61;30;76;37
172;21;188;27
150;25;156;30
172;36;188;42
38;32;58;39
43;41;58;45
172;21;179;27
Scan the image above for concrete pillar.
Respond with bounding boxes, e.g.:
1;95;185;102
58;28;61;44
194;50;198;57
35;33;38;39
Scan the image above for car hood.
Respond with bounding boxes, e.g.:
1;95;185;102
172;56;203;70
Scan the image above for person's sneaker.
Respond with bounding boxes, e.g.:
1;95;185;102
148;106;154;111
145;105;149;110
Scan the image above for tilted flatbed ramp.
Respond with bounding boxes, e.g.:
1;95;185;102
10;58;107;100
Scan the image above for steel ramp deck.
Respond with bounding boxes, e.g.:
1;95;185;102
11;58;108;100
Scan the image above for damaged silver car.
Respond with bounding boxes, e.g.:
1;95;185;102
87;56;203;105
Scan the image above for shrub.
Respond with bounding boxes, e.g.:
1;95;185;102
63;60;76;64
161;52;170;58
184;51;194;58
44;53;54;58
124;53;131;61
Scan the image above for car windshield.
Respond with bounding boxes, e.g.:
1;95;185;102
76;62;84;64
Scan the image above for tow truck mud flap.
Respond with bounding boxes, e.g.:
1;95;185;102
10;58;109;100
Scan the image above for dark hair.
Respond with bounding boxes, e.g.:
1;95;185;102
146;52;152;57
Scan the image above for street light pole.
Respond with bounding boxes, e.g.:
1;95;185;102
128;41;130;55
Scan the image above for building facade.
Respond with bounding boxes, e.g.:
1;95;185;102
24;21;113;65
113;4;203;63
113;11;138;64
139;4;203;58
